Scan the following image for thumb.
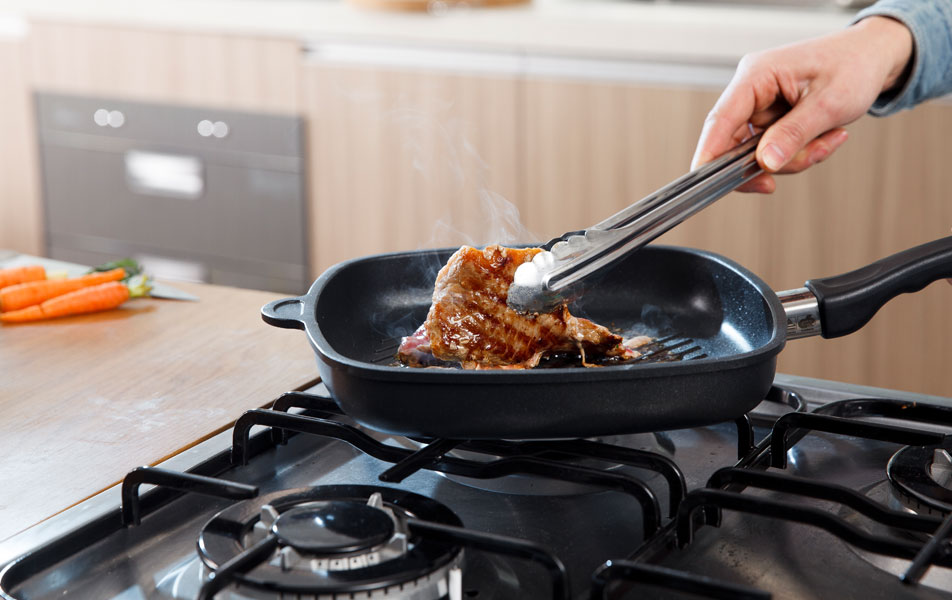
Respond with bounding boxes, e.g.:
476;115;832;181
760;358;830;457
757;96;839;172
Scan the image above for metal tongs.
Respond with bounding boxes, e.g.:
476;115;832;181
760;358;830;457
507;134;764;313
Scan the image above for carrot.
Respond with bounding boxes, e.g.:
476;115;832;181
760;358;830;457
0;267;126;312
0;305;43;323
0;265;46;290
0;281;131;323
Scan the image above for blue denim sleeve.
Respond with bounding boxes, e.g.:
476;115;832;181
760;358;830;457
852;0;952;116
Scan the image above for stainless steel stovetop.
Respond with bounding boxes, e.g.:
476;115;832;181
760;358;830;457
2;374;952;599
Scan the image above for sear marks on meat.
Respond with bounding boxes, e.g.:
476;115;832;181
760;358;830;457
396;245;641;370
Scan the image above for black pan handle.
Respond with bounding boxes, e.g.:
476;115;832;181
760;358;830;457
805;236;952;339
261;295;309;330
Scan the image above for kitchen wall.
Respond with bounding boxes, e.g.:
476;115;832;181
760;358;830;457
0;17;41;257
1;0;949;397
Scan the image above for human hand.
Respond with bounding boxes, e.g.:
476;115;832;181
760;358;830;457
692;16;914;193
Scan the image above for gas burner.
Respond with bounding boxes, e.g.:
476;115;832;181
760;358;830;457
270;500;395;554
844;482;952;593
251;497;408;574
198;485;463;599
887;440;952;517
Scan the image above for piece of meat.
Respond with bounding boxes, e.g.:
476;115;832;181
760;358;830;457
397;245;638;369
393;324;453;368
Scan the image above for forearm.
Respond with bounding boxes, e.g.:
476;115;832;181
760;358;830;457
853;0;952;116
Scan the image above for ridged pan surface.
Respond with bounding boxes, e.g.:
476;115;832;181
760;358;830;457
298;246;786;439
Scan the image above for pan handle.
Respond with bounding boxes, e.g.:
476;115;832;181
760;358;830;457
261;295;309;331
804;236;952;339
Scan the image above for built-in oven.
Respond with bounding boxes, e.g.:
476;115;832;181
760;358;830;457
35;92;309;294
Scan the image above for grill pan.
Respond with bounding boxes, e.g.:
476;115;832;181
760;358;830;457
262;237;952;439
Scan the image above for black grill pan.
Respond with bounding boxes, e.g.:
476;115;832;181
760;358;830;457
262;238;952;439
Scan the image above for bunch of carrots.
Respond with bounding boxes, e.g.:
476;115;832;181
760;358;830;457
0;259;150;324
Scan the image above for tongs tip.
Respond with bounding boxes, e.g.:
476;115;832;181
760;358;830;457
506;283;564;314
507;251;567;313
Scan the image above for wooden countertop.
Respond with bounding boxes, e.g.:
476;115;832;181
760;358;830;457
0;270;319;541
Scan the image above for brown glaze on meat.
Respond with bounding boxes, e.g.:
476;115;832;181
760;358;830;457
397;245;634;370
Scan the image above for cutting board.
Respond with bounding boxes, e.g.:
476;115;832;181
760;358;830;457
0;255;319;541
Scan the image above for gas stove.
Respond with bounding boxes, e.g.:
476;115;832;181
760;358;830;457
2;374;952;599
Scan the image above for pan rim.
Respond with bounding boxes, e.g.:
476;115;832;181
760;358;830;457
302;245;787;383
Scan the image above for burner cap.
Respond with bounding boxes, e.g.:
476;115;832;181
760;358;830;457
198;485;463;595
271;500;395;554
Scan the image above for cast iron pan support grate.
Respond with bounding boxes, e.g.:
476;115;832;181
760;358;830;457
262;390;689;519
675;399;952;582
195;516;571;600
455;437;687;519
378;438;462;483
114;466;573;600
603;395;952;598
674;488;951;563
120;466;258;526
589;560;771;600
769;412;946;469
902;512;952;584
707;468;943;533
231;408;666;536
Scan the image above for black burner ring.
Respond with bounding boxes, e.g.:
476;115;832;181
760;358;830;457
272;501;396;554
198;485;463;595
887;440;952;516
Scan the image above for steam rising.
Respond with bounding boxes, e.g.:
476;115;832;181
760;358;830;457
388;103;538;249
351;88;539;346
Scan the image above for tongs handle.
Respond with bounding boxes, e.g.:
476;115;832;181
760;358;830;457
544;134;763;293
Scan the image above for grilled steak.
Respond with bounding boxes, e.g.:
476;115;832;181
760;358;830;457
397;245;641;369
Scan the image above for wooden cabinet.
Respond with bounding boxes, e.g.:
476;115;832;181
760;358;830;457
302;60;523;273
27;22;302;114
2;20;304;257
523;75;952;396
6;22;950;396
10;22;307;288
0;34;42;255
753;102;952;397
303;57;951;395
524;80;726;246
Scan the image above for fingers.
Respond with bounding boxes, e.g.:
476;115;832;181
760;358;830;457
731;128;847;194
756;94;845;172
773;128;849;174
736;173;776;194
691;75;758;170
734;129;847;193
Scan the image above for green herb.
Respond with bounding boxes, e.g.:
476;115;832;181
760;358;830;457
126;274;153;298
88;258;143;281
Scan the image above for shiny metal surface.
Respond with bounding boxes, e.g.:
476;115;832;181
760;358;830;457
648;438;952;599
5;439;632;599
631;376;952;600
777;287;822;339
932;449;952;489
507;135;762;313
4;376;952;599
